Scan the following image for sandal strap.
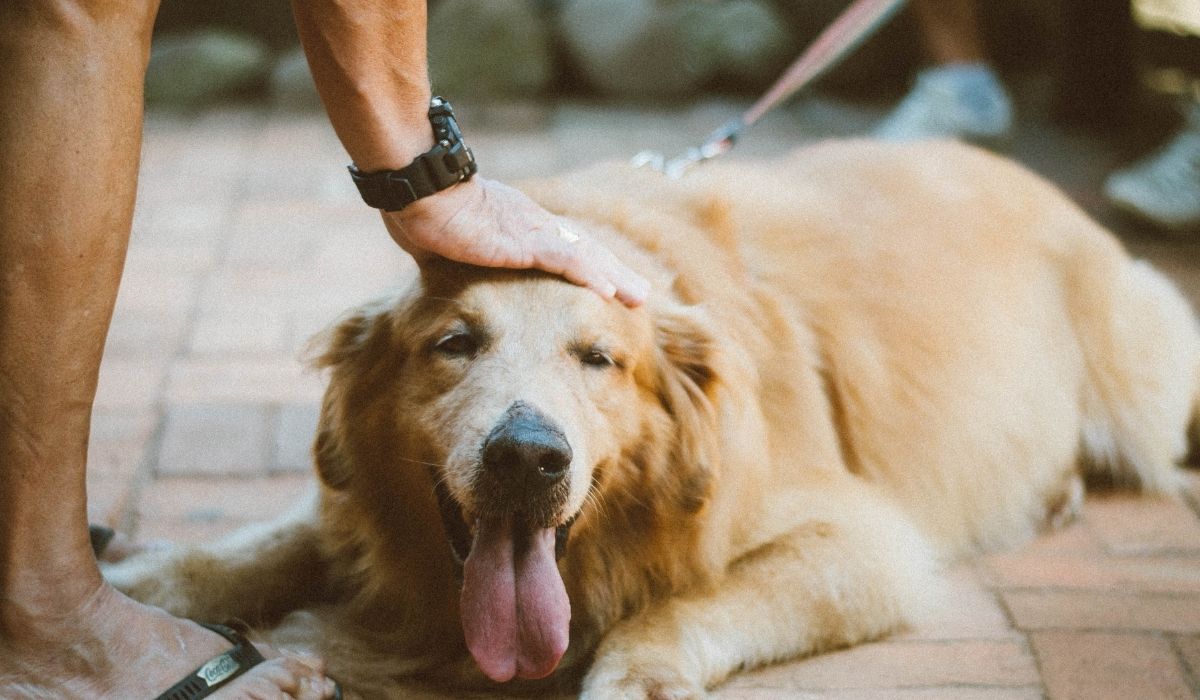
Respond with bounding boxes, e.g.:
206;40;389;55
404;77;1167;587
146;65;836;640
153;622;266;700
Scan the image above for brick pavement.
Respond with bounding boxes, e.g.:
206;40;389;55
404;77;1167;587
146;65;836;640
88;99;1200;698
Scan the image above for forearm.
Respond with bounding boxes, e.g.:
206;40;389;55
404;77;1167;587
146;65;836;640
291;0;649;307
291;0;433;171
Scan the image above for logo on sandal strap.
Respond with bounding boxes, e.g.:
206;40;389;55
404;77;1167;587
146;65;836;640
197;652;240;687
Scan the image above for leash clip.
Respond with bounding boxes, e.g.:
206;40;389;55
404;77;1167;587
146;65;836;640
630;0;906;179
632;118;743;179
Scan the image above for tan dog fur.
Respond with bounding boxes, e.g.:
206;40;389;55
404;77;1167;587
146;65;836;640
106;140;1200;698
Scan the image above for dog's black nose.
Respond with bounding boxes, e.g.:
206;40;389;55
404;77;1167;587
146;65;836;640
482;402;572;485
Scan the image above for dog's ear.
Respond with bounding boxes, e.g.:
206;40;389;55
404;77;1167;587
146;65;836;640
654;303;720;513
307;303;399;490
308;301;393;371
313;393;353;490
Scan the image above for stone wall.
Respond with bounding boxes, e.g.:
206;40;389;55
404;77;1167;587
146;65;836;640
144;0;1068;109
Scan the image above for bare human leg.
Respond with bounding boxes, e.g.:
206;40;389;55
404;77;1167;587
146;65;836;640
0;2;333;697
875;0;1012;143
910;0;987;65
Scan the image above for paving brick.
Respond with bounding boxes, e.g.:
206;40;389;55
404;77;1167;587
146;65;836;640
164;357;326;404
311;236;413;278
983;552;1200;594
187;309;289;355
252;117;345;159
135;474;314;545
123;244;218;274
93;359;166;410
86;409;157;479
1176;634;1200;685
1003;590;1200;633
1084;494;1200;555
240;142;355;200
717;641;1038;691
157;403;272;476
225;199;379;260
104;310;189;359
715;688;1041;700
198;268;388;318
902;565;1019;641
273;402;320;473
131;200;231;245
86;474;136;527
1184;472;1200;514
112;269;200;316
1012;519;1104;556
1031;631;1193;700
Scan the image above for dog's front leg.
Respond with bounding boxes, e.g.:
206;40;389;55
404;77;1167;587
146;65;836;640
103;500;329;626
580;490;941;699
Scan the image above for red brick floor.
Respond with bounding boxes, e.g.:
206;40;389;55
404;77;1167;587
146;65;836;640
89;100;1200;698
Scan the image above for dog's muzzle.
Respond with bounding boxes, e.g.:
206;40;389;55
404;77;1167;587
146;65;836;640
433;401;577;567
433;478;573;567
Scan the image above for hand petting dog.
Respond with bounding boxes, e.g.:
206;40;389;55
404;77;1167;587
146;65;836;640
385;177;650;308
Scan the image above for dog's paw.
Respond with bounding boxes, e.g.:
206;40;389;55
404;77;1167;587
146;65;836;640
101;553;186;611
581;656;706;700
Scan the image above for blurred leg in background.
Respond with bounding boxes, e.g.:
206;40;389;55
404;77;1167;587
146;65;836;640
873;0;1013;145
1104;0;1200;231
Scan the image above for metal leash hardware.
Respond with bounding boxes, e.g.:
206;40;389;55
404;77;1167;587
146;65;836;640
631;118;745;179
634;0;908;179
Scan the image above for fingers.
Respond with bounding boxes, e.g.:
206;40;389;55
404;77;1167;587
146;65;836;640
386;176;651;307
296;676;340;700
605;258;651;308
211;652;339;700
488;182;651;306
534;230;650;308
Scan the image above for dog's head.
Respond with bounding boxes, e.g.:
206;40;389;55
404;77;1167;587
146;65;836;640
312;259;720;683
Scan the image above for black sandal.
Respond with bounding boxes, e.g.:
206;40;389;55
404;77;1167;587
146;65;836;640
154;622;267;700
152;622;344;700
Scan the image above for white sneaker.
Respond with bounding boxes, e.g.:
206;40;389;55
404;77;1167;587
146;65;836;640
1104;109;1200;232
874;63;1013;146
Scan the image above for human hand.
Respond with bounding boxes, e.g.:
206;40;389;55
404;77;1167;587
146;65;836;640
382;177;649;307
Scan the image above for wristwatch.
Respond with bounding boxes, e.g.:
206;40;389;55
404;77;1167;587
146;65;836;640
348;96;478;211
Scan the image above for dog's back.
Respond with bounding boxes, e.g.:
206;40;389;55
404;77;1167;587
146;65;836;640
532;140;1200;557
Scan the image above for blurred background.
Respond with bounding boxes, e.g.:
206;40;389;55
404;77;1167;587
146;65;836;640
141;0;1200;227
146;0;1198;137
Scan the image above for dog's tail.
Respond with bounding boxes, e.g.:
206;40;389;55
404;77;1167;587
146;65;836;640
1074;248;1200;493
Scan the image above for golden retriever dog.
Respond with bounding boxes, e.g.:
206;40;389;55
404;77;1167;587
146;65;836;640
106;140;1200;698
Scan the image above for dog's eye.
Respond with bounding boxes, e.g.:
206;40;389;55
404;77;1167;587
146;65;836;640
579;347;619;369
434;331;479;357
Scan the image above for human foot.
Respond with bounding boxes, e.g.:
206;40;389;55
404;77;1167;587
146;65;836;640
1104;105;1200;232
0;583;337;699
874;63;1013;147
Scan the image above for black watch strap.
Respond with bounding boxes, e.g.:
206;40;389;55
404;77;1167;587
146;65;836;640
348;96;478;211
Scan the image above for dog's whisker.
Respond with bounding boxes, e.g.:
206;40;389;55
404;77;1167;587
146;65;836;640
581;490;611;524
394;455;450;469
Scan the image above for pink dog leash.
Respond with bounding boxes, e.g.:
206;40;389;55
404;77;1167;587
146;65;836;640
635;0;908;178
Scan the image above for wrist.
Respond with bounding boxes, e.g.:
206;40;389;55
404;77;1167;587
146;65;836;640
379;177;485;262
332;73;434;171
348;97;477;212
347;96;435;172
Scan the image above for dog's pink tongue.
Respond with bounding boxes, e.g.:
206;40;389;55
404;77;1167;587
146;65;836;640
461;517;570;682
